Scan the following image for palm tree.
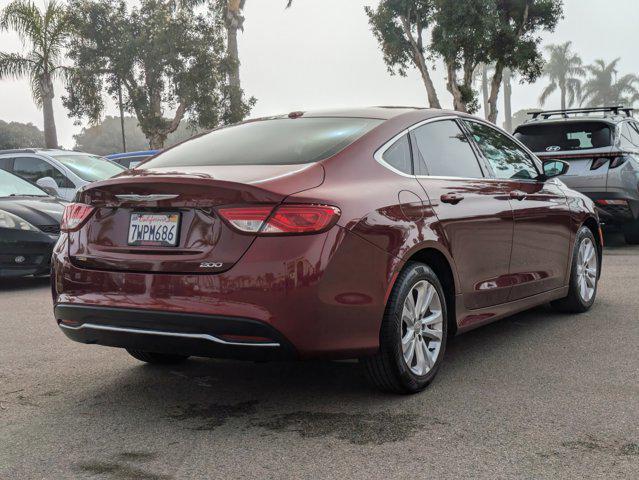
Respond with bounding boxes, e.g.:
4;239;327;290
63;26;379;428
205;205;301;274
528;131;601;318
0;1;69;148
197;0;290;122
580;58;639;107
539;42;585;110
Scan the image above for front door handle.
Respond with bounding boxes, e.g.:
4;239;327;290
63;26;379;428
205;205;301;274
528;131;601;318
440;193;464;205
510;190;526;201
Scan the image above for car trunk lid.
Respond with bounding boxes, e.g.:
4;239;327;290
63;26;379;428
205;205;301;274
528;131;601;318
69;164;324;274
536;147;622;193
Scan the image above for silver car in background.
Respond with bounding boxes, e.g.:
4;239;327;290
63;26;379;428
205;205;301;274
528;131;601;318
515;106;639;244
0;149;126;201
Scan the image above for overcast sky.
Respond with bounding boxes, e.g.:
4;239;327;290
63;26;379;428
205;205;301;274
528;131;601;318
0;0;638;149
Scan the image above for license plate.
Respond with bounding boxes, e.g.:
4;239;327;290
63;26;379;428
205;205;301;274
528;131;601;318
128;213;180;246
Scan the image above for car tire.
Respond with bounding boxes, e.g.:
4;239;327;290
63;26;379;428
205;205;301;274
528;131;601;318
126;349;190;365
622;220;639;245
361;262;448;394
551;226;599;313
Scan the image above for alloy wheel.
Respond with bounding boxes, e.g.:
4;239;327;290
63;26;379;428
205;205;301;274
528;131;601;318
576;237;597;302
401;280;444;376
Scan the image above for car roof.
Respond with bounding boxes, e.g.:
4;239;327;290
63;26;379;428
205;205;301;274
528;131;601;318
106;150;160;159
0;148;97;157
247;106;426;122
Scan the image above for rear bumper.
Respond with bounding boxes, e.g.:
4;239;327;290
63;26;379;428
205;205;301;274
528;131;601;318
55;304;296;361
582;192;639;223
52;225;397;359
0;229;57;277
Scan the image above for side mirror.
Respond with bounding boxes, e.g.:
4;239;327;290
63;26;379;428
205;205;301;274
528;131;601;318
542;159;569;179
36;176;60;196
37;176;59;189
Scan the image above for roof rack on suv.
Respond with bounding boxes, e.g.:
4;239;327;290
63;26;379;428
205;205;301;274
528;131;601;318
527;106;634;120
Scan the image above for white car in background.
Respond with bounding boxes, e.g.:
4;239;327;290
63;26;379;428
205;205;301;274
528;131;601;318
0;149;126;201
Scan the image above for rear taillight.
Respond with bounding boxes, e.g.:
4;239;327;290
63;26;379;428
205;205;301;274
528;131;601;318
60;203;95;232
218;204;340;235
590;158;608;170
609;156;627;169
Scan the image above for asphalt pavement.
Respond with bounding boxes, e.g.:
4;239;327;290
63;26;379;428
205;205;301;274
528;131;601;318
1;233;637;479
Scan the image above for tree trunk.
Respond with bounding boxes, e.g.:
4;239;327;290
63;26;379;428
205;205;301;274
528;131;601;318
226;0;245;123
149;133;167;150
560;87;566;110
41;76;58;148
399;15;441;109
446;62;467;112
117;80;127;152
482;64;489;119
503;68;513;132
487;63;504;124
417;59;442;109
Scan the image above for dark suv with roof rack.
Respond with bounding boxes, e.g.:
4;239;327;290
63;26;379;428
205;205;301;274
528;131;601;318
514;106;639;244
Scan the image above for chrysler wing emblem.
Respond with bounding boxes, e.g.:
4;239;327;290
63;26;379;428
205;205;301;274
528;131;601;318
115;194;179;202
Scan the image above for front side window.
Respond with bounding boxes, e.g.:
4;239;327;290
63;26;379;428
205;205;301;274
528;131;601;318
411;120;483;178
12;157;73;188
464;121;539;181
382;134;412;174
142;117;383;168
51;154;125;182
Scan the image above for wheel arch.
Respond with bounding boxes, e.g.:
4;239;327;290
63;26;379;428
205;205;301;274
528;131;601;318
402;246;459;337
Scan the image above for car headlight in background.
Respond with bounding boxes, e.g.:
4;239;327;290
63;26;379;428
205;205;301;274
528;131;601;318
0;209;39;232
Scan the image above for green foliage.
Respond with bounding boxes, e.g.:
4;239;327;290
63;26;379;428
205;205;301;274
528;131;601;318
73;116;202;155
488;0;563;80
431;0;495;112
365;1;441;108
580;59;639;108
366;0;563;117
0;0;69;147
0;119;45;149
365;1;434;78
64;0;251;148
539;42;584;108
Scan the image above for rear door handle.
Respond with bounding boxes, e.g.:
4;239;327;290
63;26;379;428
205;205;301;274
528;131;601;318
510;190;526;201
440;193;464;205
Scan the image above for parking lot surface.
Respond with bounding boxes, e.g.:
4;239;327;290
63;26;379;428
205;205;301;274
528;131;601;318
1;234;638;479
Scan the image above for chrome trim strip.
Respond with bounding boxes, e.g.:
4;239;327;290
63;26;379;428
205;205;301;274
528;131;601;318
374;115;462;178
115;194;179;202
374;114;544;182
59;322;280;348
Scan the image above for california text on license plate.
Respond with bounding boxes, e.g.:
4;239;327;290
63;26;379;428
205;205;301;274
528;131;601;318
128;212;180;246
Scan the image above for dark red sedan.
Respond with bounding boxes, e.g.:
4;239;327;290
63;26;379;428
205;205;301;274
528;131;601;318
52;108;602;393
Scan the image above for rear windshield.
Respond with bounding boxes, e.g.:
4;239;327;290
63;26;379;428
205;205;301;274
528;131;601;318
515;122;613;152
141;117;383;167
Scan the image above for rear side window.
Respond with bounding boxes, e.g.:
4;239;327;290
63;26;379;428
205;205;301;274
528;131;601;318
515;122;613;152
382;134;412;174
411;120;483;178
465;121;539;180
142;117;383;167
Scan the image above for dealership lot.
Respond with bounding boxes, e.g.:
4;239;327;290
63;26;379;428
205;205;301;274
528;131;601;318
1;233;637;479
